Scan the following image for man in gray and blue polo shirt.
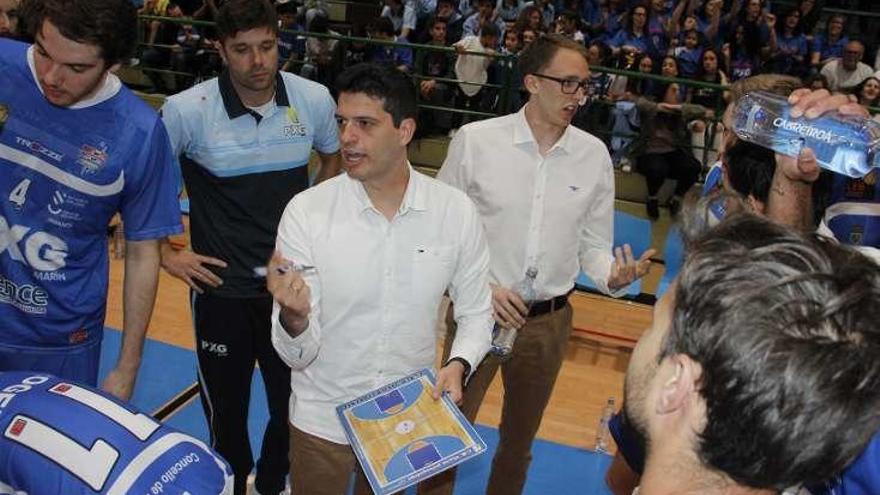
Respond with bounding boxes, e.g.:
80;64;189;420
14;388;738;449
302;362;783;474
158;0;341;493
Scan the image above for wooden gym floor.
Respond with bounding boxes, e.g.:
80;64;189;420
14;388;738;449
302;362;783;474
104;234;653;453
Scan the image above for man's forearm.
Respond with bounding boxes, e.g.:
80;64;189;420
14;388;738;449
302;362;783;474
119;239;162;374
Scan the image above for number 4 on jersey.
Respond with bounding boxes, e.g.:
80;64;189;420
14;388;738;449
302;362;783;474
8;178;31;209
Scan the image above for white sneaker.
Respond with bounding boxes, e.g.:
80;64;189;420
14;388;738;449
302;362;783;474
247;474;291;495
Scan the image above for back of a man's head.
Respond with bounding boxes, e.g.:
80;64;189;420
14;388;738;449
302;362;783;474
666;213;880;490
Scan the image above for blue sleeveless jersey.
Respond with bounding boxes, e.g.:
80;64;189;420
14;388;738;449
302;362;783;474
0;372;233;494
0;39;183;348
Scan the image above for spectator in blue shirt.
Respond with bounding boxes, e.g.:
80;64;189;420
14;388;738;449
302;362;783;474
495;0;523;22
276;0;305;72
366;17;414;71
607;4;657;58
767;6;808;77
673;28;702;78
810;14;847;71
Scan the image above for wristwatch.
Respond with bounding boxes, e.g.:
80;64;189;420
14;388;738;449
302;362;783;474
444;357;471;378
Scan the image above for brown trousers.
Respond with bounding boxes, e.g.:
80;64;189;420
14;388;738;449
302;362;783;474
289;425;373;495
289;421;446;495
419;303;574;495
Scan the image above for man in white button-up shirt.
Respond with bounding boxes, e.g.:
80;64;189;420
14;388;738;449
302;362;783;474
425;34;654;495
266;63;494;495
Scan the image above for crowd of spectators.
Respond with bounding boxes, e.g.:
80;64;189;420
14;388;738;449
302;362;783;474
125;0;880;122
13;0;876;216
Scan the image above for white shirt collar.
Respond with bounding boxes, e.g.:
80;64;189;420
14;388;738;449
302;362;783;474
512;103;574;154
27;45;122;109
347;162;428;215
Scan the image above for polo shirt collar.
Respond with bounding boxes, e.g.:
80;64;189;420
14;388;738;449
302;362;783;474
512;103;575;154
218;70;290;119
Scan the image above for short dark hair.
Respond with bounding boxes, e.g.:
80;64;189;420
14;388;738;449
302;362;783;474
369;16;395;37
276;1;297;16
723;140;775;204
479;21;499;38
335;63;418;127
216;0;278;43
557;9;579;23
518;33;588;77
429;16;448;29
20;0;137;66
666;213;880;490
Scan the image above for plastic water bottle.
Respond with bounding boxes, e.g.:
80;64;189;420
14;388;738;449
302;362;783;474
732;90;880;178
490;267;538;360
595;397;615;453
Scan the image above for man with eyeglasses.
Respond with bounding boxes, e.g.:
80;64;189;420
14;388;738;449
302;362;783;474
424;34;654;495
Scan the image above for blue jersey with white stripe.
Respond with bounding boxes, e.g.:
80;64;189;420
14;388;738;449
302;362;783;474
0;372;233;494
0;39;183;347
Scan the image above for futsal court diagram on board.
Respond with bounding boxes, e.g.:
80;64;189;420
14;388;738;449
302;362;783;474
337;369;486;495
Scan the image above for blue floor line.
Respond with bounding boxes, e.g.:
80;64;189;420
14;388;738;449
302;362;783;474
100;328;615;494
98;327;198;414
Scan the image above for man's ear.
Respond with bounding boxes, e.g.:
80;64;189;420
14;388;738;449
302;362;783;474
523;73;540;94
398;117;416;146
656;354;701;415
216;41;228;65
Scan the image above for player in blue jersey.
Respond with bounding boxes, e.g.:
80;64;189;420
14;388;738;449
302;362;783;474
0;371;234;494
0;0;183;399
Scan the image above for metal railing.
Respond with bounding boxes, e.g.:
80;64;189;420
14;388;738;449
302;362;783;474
132;14;880;164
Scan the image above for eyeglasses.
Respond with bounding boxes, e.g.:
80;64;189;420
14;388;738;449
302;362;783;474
532;73;590;94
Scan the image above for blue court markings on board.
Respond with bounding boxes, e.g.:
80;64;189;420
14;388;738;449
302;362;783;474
99;328;615;494
356;379;424;420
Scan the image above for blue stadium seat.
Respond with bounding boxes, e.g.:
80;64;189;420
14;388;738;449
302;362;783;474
575;211;652;297
656;227;684;298
180;198;190;215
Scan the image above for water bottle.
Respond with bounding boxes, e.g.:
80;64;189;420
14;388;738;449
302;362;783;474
732;90;880;178
595;397;615;454
490;267;538;360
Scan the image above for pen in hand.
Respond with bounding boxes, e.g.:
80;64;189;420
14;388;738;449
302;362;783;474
252;263;316;278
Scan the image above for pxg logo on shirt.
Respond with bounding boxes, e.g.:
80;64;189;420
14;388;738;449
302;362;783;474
283;106;307;138
0;215;68;272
